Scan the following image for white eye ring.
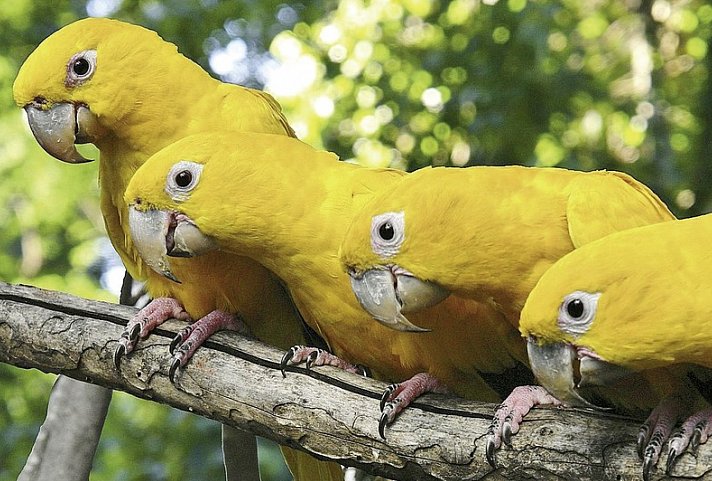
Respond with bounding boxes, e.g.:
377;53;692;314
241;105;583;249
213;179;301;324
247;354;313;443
65;50;97;87
557;291;601;338
370;211;405;258
165;160;203;202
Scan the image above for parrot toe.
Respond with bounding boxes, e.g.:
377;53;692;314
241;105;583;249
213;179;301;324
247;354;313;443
664;407;712;475
167;309;247;383
113;297;190;369
485;385;563;468
637;394;691;480
377;372;448;439
278;345;365;377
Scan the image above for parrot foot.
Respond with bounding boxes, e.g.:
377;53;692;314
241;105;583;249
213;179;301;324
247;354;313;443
169;310;247;383
113;297;190;368
665;407;712;475
485;385;562;468
378;372;449;439
637;394;691;481
279;346;368;378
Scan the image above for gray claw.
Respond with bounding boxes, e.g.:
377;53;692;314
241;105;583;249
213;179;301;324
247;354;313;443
665;447;678;475
280;346;298;378
169;333;184;354
113;344;126;369
642;455;654;481
380;384;397;411
168;357;181;383
306;349;320;370
692;422;706;451
637;426;649;459
128;322;142;342
485;433;497;468
502;422;512;445
378;409;390;439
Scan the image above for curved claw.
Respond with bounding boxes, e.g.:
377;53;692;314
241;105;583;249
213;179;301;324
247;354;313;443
380;384;397;411
280;347;297;378
305;350;320;370
128;322;141;342
637;426;649;459
665;447;679;476
642;455;654;481
169;333;183;354
378;410;389;439
502;422;512;446
168;357;181;383
485;435;497;468
113;344;126;369
692;426;703;451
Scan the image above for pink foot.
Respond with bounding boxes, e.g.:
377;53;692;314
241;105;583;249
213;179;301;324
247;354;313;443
637;394;691;481
279;346;368;377
169;310;248;382
379;372;449;439
666;407;712;475
486;385;563;467
114;297;191;368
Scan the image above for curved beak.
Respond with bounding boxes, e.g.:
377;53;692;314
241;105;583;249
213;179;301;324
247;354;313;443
526;339;606;409
348;268;449;332
128;206;218;283
23;102;103;163
167;217;217;258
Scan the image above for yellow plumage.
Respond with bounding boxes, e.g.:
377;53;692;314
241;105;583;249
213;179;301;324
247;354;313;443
124;132;529;407
340;165;674;333
338;164;690;440
518;208;712;478
13;17;341;481
520;212;712;371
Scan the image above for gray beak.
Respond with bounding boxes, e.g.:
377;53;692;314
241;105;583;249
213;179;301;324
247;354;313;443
23;102;101;163
348;269;449;332
127;207;178;283
128;206;218;283
526;339;605;409
168;220;217;258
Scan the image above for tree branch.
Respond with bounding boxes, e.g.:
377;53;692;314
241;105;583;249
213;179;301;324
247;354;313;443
0;281;709;481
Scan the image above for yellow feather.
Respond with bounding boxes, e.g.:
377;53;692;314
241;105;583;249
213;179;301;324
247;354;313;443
126;132;529;404
521;213;712;371
14;18;338;481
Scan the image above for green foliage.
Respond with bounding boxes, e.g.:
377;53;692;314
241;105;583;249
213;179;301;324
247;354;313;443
2;0;712;480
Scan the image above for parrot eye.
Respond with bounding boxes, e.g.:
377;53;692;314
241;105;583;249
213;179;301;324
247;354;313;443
175;170;193;188
165;160;203;202
566;299;584;318
65;50;97;87
370;211;405;258
378;222;395;241
557;291;601;338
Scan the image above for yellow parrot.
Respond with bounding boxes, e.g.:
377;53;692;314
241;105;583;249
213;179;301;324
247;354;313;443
13;17;342;481
519;213;712;479
337;164;688;467
123;131;533;441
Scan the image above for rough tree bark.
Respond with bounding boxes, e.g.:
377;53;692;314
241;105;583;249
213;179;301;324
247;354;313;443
1;281;710;481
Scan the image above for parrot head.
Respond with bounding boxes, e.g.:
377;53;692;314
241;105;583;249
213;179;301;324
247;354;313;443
124;133;240;283
13;17;187;163
339;172;453;333
124;131;323;283
517;229;679;407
